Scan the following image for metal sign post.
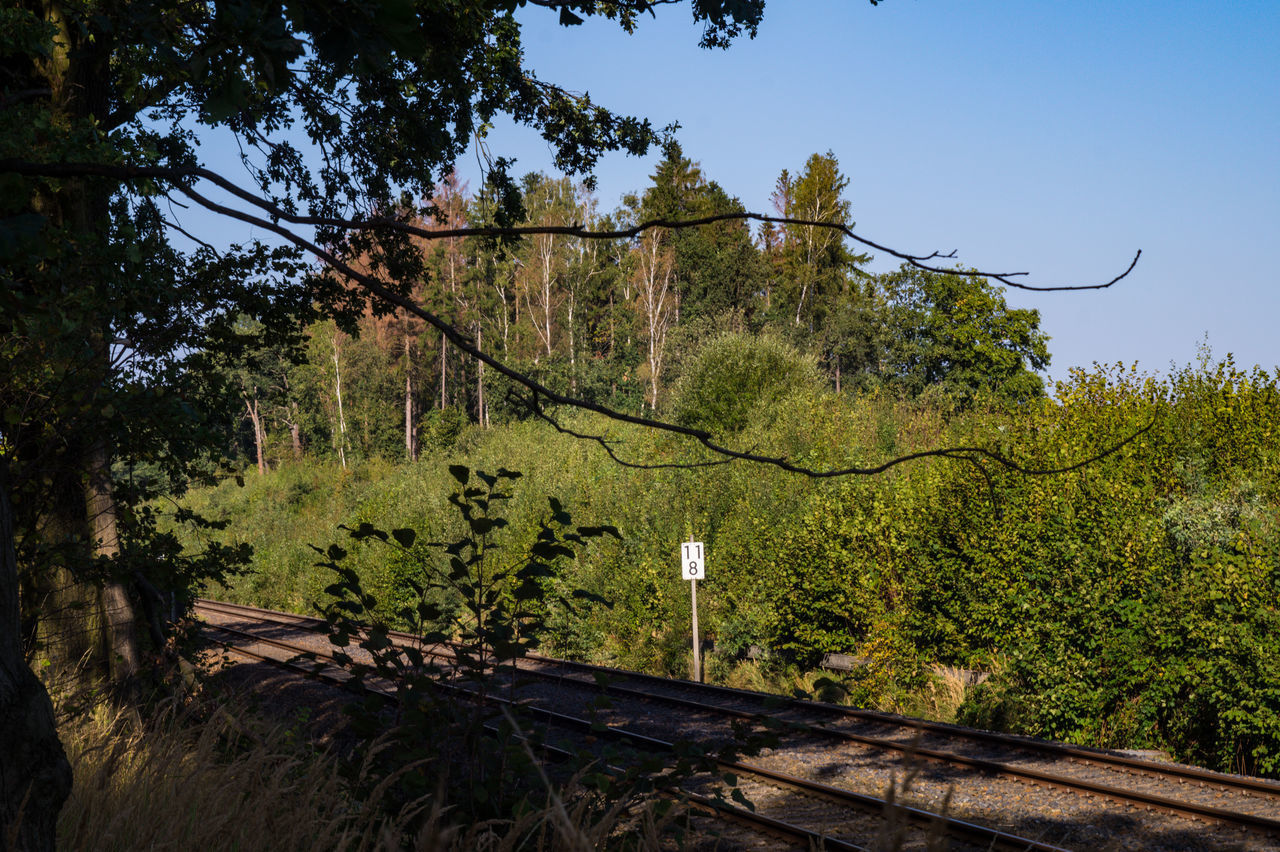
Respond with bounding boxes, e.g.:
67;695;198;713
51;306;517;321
681;541;705;682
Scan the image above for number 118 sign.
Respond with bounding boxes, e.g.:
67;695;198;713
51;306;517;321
681;541;705;580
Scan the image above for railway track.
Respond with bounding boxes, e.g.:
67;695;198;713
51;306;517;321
199;617;1049;851
195;598;1280;850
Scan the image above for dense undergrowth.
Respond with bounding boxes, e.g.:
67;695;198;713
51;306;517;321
175;355;1280;777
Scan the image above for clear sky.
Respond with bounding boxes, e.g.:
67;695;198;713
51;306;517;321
449;1;1280;380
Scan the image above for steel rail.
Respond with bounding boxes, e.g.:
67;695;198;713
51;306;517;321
524;652;1280;798
201;623;873;851
201;617;1064;852
516;663;1280;834
197;599;1280;834
195;598;1280;801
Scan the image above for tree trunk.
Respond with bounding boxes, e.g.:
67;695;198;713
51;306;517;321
245;397;266;475
86;437;141;687
1;458;72;852
404;336;417;461
476;324;486;428
331;332;347;470
22;461;102;681
22;1;139;691
439;331;447;410
568;295;576;394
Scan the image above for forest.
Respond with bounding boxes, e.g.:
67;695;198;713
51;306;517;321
215;145;1051;470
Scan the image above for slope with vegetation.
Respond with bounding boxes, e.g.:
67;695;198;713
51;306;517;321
185;349;1280;778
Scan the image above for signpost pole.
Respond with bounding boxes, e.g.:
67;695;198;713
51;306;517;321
691;577;701;682
681;540;705;683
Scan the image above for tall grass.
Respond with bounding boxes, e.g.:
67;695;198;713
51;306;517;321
54;695;671;851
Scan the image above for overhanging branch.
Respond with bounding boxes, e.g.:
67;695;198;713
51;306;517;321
0;156;1153;480
0;159;1141;292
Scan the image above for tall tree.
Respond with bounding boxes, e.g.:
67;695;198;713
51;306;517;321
632;227;677;410
879;265;1051;405
516;173;577;363
641;141;763;322
770;152;870;331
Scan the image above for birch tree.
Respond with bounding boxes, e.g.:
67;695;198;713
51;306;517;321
772;152;869;330
633;228;677;410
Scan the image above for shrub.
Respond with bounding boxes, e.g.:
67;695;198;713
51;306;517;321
667;331;824;434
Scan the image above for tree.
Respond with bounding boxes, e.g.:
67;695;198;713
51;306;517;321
0;2;768;844
879;265;1051;405
669;331;824;433
632;226;678;410
642;141;764;322
516;172;577;363
769;152;871;331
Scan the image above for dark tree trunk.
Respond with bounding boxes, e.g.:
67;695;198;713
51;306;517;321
86;438;141;688
0;459;72;852
20;4;142;693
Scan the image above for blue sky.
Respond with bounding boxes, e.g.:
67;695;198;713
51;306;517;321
449;1;1280;380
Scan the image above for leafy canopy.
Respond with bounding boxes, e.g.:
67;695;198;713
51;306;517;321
880;265;1051;405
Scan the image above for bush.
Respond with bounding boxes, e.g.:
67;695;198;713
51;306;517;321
177;353;1280;777
668;331;824;434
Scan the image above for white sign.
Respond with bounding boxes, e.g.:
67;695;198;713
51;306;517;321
681;541;705;580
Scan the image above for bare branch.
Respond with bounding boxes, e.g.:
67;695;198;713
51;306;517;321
161;217;220;254
0;157;1154;480
0;160;1141;291
522;393;735;471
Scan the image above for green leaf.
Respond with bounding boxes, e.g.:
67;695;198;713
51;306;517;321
391;527;417;548
449;464;470;485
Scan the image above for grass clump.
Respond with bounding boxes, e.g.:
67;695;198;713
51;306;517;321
54;692;679;851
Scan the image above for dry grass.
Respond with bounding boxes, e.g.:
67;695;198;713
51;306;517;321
708;656;977;725
907;666;973;724
54;696;677;851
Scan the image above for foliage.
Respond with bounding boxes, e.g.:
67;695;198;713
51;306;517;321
879;265;1051;405
767;151;870;331
310;465;767;839
187;154;1074;477
667;330;824;434
185;353;1280;777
